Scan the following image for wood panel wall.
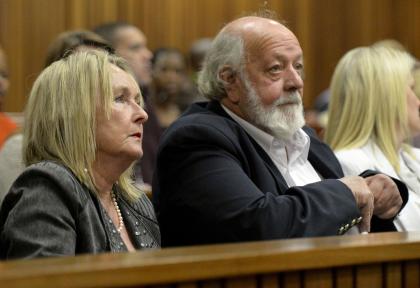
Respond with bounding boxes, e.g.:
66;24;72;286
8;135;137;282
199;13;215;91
0;0;419;112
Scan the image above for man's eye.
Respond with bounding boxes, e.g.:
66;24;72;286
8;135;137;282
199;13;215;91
269;65;282;73
0;71;8;79
294;63;304;70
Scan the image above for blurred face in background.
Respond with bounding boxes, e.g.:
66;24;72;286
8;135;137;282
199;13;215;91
113;26;153;87
0;47;10;111
153;52;187;97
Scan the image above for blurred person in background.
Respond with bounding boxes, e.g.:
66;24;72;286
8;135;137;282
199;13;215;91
151;47;194;128
0;45;18;149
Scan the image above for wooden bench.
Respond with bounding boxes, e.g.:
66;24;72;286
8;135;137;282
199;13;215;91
1;231;419;288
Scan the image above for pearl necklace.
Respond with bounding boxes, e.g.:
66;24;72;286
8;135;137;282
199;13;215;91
111;191;124;233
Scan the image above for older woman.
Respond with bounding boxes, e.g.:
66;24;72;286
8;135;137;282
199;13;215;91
0;50;160;259
325;46;420;231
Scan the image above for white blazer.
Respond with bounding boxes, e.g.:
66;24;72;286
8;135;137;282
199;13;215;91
335;141;420;231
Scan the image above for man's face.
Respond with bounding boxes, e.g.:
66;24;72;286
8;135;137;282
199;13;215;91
241;72;304;140
114;27;153;87
0;48;10;111
236;22;305;139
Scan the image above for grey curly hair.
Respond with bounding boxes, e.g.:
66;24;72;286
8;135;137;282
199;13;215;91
197;30;245;101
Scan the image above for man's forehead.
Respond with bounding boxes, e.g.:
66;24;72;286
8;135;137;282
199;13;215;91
228;16;288;33
115;26;146;45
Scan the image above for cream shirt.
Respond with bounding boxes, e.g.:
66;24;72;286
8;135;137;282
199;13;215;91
335;141;420;231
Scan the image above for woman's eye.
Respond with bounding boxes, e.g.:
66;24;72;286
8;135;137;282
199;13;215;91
114;95;125;103
135;96;142;106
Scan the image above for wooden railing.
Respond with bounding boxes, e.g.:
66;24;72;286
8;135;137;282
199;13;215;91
1;232;420;288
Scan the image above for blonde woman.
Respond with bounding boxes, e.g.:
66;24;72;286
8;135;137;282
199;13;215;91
325;46;420;231
0;50;160;259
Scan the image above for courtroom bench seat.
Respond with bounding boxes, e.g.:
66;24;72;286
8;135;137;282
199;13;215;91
1;231;419;288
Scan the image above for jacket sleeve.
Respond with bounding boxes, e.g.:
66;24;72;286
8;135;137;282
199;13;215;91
153;121;361;246
0;164;78;259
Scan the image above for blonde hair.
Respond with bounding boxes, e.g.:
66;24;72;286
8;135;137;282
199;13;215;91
325;46;416;172
24;50;143;201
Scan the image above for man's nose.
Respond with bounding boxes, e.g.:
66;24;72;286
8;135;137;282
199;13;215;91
283;67;303;91
143;48;153;60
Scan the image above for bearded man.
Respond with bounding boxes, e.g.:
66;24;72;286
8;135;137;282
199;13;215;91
152;14;407;247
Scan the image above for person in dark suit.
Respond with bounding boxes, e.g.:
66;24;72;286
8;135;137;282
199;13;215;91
152;14;406;247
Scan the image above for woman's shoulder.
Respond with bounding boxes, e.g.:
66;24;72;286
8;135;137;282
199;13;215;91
334;146;367;162
408;146;420;159
15;160;90;204
24;161;79;184
334;146;374;175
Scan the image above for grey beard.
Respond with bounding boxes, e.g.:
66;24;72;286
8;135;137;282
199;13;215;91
242;80;305;140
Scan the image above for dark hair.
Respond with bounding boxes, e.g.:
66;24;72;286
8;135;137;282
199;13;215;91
45;30;113;67
93;21;134;46
152;47;185;67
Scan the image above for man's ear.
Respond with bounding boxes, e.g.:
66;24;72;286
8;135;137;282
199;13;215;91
219;65;240;103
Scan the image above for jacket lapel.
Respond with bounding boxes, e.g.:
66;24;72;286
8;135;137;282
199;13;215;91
304;127;344;179
206;101;289;194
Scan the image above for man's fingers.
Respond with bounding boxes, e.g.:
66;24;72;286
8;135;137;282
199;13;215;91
358;189;374;233
366;174;402;219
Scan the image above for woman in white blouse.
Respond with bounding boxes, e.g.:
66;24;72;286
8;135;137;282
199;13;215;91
325;46;420;231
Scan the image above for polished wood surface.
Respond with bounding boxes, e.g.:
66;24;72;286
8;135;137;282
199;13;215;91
1;232;420;288
0;0;419;113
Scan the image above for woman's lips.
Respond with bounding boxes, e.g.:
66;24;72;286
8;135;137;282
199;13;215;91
130;132;142;139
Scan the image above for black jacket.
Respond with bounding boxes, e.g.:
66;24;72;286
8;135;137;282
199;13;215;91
153;101;407;247
0;161;160;259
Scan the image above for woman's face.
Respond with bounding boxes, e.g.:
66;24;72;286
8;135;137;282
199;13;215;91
406;74;420;137
95;64;148;163
152;52;186;96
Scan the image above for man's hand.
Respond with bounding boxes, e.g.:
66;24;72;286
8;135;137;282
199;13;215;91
339;176;374;233
365;174;402;219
